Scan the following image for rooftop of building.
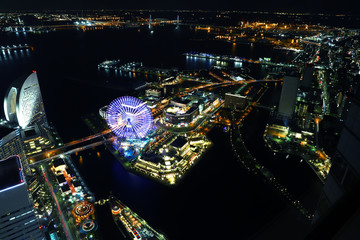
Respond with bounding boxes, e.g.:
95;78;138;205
60;184;70;192
0;127;14;140
0;156;23;191
53;158;66;168
170;136;188;149
56;174;66;184
225;93;247;98
66;168;76;178
73;180;81;188
165;104;198;116
171;97;191;105
140;152;163;164
23;128;37;138
0;128;19;146
21;125;40;140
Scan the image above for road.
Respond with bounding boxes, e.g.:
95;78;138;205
42;166;73;240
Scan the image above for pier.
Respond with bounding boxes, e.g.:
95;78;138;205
184;52;296;68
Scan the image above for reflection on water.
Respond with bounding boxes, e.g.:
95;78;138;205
231;42;237;55
0;48;32;64
185;55;233;70
0;28;297;239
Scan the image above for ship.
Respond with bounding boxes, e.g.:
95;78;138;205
109;195;167;240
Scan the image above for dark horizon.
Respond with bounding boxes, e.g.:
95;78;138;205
0;0;358;15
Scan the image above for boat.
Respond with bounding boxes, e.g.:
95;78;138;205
109;195;167;240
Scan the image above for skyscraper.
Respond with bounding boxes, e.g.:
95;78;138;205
3;72;48;129
309;85;360;239
0;156;43;240
278;73;300;120
314;94;360;219
1;72;52;173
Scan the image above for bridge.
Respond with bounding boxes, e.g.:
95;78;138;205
28;129;114;166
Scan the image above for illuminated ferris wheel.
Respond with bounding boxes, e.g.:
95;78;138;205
106;96;153;139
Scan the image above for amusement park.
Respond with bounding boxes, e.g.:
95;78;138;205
95;92;218;185
105;96;154;162
27;89;219;186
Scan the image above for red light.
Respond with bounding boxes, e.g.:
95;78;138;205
32;70;37;73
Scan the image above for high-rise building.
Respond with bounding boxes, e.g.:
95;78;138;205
0;156;43;240
309;82;360;239
1;72;53;170
278;74;300;120
0;130;23;159
3;72;48;129
313;95;360;220
0;129;29;175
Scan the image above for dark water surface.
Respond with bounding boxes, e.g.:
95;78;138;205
0;26;302;239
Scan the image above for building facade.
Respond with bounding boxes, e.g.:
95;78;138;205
20;123;54;157
0;156;43;240
278;74;300;119
3;72;48;129
0;129;29;175
314;96;360;217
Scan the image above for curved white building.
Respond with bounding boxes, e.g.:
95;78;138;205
3;72;47;128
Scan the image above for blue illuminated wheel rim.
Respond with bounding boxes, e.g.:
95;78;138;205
106;96;153;139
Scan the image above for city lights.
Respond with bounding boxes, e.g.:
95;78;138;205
0;9;359;240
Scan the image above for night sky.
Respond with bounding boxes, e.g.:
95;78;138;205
0;0;357;14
